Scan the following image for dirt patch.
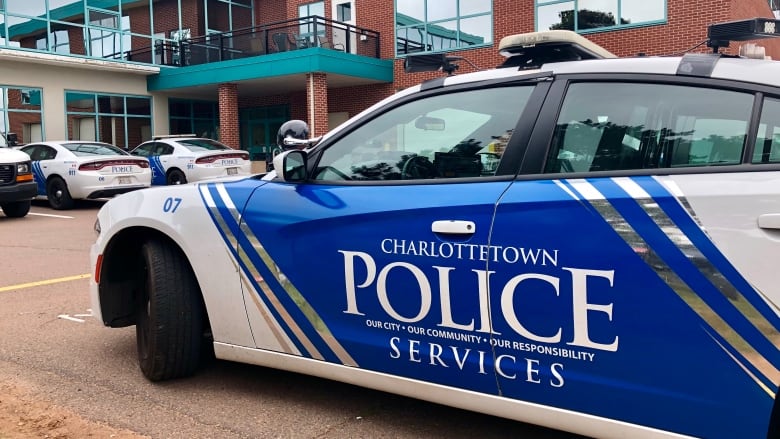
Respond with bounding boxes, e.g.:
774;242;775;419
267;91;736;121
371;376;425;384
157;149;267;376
0;380;147;439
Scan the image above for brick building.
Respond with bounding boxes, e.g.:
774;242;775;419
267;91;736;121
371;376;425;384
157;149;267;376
0;0;778;157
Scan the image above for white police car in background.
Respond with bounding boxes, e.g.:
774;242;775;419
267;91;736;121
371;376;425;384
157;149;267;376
21;141;151;210
130;136;251;185
91;18;780;439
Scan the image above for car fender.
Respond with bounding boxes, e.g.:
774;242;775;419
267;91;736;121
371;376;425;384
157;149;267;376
91;181;266;347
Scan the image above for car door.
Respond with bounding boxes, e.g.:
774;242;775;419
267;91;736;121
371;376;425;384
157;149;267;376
133;142;169;185
21;144;57;195
489;77;780;438
203;81;547;394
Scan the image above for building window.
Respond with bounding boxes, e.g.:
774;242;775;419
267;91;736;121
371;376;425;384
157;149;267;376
396;0;492;56
336;3;351;21
87;9;131;59
0;86;43;147
205;0;253;34
169;99;219;140
35;28;70;53
536;0;666;32
65;91;152;149
298;1;324;18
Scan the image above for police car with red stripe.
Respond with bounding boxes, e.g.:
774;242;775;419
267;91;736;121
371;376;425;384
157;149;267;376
91;19;780;439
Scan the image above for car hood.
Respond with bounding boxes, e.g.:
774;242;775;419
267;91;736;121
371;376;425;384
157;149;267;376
0;147;31;162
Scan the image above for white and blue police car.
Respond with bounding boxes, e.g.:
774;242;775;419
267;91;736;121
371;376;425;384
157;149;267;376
21;141;151;210
91;19;780;439
130;136;251;185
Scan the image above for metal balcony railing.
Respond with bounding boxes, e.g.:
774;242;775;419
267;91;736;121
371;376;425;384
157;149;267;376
123;16;380;67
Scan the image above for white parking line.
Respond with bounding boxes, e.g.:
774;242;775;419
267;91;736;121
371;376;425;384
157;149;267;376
29;212;75;219
58;314;85;323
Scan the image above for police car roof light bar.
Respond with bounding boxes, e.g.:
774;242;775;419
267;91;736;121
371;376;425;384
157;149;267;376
152;134;197;140
707;17;780;53
497;30;616;69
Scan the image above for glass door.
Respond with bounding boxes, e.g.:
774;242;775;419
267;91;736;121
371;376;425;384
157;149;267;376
332;0;356;53
240;106;289;163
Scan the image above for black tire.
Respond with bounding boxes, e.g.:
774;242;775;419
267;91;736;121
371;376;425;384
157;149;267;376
137;240;204;381
46;177;75;210
166;169;187;185
1;200;31;218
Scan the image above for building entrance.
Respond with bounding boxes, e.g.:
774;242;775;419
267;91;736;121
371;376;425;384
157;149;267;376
240;105;289;160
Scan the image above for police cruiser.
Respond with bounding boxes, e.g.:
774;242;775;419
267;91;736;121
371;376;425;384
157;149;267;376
91;18;780;439
130;135;251;185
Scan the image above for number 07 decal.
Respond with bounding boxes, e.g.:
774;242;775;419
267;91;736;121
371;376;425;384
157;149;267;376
163;197;182;213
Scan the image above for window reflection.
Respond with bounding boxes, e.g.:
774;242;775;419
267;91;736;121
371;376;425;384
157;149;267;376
6;0;45;18
537;1;574;31
66;91;151;148
460;0;490;16
428;0;457;21
621;0;665;24
754;98;780;163
544;82;752;173
397;0;425;22
536;0;665;32
315;86;532;181
0;0;194;66
396;0;492;55
0;86;44;146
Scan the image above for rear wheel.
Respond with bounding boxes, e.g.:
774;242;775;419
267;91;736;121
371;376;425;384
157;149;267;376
46;177;74;210
167;169;187;185
0;200;31;218
136;239;204;381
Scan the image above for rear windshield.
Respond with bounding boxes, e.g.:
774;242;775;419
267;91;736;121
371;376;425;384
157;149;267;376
65;143;127;156
177;139;229;152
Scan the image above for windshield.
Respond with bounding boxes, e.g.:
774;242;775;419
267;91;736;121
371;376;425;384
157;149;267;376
177;139;229;152
65;143;128;156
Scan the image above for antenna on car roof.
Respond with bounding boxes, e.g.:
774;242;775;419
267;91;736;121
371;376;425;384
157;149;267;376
403;53;480;76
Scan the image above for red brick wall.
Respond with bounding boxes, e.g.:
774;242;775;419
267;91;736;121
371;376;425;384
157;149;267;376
257;0;290;23
328;83;394;120
307;73;328;136
218;83;240;148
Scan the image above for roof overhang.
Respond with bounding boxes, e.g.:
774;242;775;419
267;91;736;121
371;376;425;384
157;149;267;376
147;47;393;99
0;49;160;75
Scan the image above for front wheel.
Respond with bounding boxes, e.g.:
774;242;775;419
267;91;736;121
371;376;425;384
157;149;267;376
46;177;74;210
0;200;31;218
166;169;187;185
136;240;205;381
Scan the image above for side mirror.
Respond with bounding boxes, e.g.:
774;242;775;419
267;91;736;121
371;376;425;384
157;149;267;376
273;149;307;182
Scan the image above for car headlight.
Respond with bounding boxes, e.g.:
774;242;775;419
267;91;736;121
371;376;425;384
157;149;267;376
16;162;30;174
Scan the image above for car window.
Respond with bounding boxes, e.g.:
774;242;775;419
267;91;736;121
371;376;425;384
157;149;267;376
544;82;754;173
753;97;780;163
158;143;174;155
22;145;56;161
65;143;127;156
314;85;535;181
132;143;154;157
20;145;38;160
177;139;229;152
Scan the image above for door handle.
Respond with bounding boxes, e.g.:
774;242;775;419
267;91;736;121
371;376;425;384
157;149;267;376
758;214;780;230
432;220;476;235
